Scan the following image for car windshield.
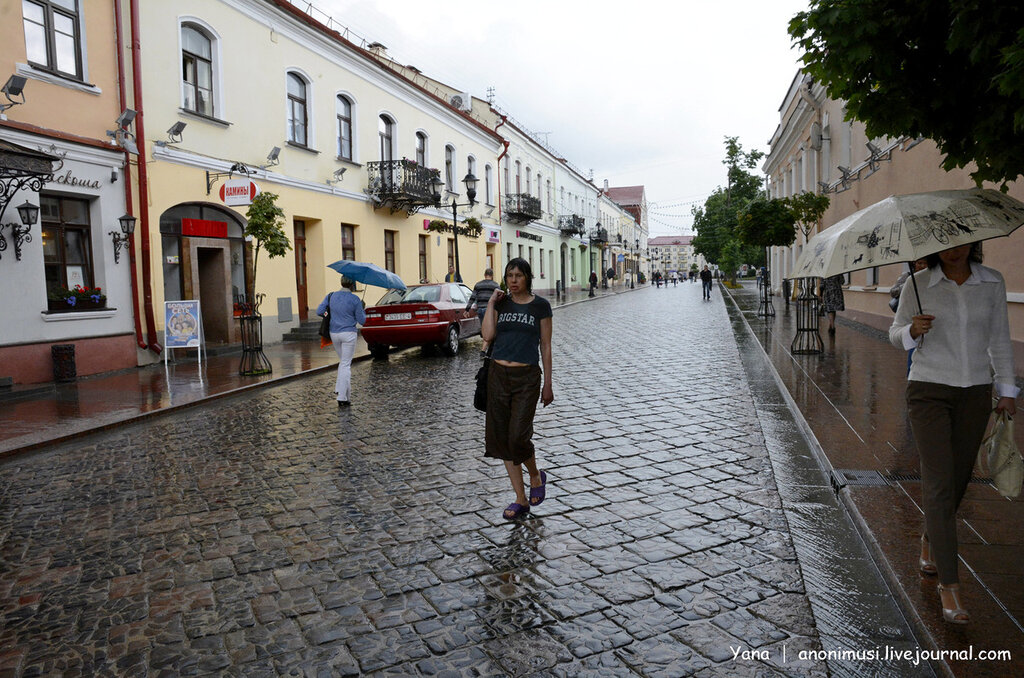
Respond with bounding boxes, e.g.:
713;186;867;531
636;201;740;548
375;285;441;305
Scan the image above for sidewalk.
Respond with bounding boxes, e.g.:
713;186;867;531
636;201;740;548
0;285;625;457
724;281;1024;678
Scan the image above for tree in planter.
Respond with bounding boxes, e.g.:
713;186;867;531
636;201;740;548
790;1;1024;188
238;192;291;375
244;192;292;312
786;191;830;244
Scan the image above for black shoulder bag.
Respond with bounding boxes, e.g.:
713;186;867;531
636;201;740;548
473;346;493;412
319;293;333;339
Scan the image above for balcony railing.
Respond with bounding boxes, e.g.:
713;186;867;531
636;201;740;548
558;214;586;237
504;193;542;223
590;227;608;243
366;160;437;215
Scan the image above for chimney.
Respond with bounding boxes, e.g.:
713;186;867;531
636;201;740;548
603;179;609;190
367;42;388;58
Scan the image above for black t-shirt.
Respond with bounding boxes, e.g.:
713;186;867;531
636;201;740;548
492;295;552;365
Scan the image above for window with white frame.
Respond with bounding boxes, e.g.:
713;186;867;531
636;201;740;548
286;72;309;146
467;156;476;186
181;24;214;116
515;161;521;193
378;114;394;161
415;132;426;166
445;145;455;191
336;95;353;160
23;0;82;80
485;164;493;204
525;166;531;195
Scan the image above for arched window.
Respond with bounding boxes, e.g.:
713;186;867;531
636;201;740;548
287;72;308;146
336;95;353;160
485;164;493;205
378;115;394;161
515;161;521;193
536;172;541;199
415;132;427;166
181;24;214;116
445;145;455;191
525;166;531;195
467;156;476;181
503;158;510;194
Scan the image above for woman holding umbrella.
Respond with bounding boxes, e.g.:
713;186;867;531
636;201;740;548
890;242;1018;624
317;278;366;407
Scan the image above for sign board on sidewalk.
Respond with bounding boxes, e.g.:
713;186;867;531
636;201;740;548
164;300;205;369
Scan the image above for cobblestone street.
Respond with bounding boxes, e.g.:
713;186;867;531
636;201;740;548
0;284;922;677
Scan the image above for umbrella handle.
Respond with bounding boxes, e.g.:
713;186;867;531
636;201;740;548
907;261;925;348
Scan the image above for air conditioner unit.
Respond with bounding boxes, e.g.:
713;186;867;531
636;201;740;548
449;91;472;112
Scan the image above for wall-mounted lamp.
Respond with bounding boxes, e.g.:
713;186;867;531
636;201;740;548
106;108;139;155
261;146;280;169
818;181;832;194
837;165;853;190
0;200;39;261
326;167;346;185
167;121;186;143
0;74;27;114
205;161;252;194
109;213;136;264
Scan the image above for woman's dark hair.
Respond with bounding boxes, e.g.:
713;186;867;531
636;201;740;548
504;257;533;293
925;242;983;269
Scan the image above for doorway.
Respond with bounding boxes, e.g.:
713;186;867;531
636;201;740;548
196;247;230;344
294;220;308;321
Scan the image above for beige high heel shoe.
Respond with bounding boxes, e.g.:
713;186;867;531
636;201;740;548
919;535;937;576
937;583;969;624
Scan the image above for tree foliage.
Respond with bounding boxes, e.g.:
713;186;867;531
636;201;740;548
786;191;831;241
691;137;769;274
790;1;1024;187
736;198;797;249
244;192;292;297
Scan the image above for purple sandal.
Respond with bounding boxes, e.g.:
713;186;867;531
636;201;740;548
529;471;548;506
503;503;530;520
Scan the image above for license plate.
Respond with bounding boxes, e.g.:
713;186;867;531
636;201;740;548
384;312;411;321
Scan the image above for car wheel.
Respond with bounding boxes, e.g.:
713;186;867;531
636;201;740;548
441;325;460;356
368;343;389;360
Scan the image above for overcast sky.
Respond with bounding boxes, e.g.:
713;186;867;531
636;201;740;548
313;0;810;236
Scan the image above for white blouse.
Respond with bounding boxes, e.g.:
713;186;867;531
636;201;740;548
889;263;1019;398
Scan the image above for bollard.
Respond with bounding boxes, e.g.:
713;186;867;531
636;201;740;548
52;344;77;382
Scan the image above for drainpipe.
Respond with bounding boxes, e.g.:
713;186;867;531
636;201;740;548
113;0;146;350
129;0;161;352
494;115;509;268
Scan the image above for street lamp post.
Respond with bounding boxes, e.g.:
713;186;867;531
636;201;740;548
631;238;639;289
431;172;477;282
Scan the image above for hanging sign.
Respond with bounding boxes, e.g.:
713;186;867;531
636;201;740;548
219;179;261;206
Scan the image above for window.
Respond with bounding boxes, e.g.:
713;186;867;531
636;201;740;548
181;24;213;116
336;95;352;160
415;132;426;166
506;242;512;265
445;145;455;191
286;72;308;146
378;115;394;161
536;173;541;199
867;266;878;286
341;224;355;260
384;230;396;272
41;194;93;296
418;234;428;282
515;161;521;193
539;249;544;276
23;0;82;79
503;158;509;194
528;246;533;269
546;180;551;213
525;166;531;195
447;239;455;270
467;156;476;182
485;165;493;205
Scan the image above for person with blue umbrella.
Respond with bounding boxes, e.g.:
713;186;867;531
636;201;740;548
317;277;365;407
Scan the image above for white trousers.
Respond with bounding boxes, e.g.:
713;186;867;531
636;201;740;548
330;331;357;401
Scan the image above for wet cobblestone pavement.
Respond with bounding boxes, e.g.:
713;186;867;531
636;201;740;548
1;284;925;676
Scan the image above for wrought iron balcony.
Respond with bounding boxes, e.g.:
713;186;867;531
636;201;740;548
590;226;608;243
366;160;437;215
558;214;586;237
504;193;541;223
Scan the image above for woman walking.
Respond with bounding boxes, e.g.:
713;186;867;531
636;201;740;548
317;278;366;407
889;243;1018;624
482;258;554;520
821;274;845;334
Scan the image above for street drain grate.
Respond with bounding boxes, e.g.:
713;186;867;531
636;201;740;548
884;470;993;485
830;469;889;492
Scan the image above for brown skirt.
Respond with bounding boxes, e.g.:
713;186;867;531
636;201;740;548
485;362;541;465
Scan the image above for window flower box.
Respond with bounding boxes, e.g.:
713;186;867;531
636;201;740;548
47;285;108;312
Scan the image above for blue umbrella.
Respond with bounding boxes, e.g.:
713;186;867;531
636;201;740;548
327;260;407;290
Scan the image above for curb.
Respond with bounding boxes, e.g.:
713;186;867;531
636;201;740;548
720;283;947;675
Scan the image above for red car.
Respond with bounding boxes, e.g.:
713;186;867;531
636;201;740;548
362;283;481;359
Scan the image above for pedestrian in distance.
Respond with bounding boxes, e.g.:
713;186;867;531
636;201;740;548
317;278;366;407
700;265;713;300
482;257;553;520
821;274;845;334
444;264;462;283
464;267;500;356
889;243;1018;625
589;270;598;295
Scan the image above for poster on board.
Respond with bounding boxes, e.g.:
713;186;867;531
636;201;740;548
164;300;202;348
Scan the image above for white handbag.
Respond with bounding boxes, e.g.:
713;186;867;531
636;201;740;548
982;411;1023;499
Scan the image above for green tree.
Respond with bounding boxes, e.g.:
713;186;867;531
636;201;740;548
244;192;292;302
735;197;797;250
786;191;831;241
691;137;768;279
790;1;1024;187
